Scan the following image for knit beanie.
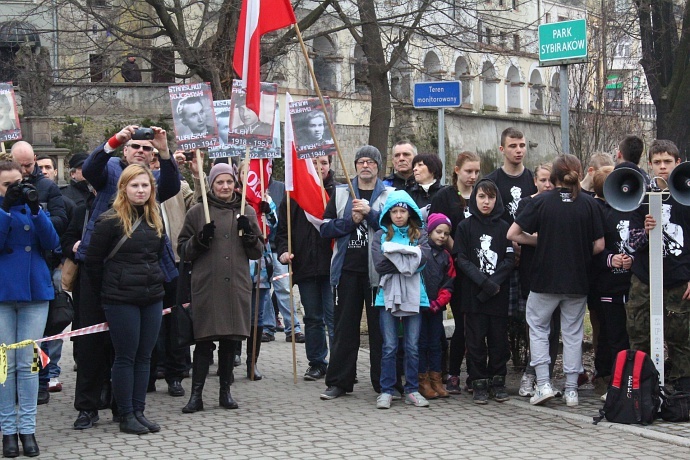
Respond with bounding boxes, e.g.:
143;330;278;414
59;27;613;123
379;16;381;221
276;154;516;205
354;145;382;170
427;213;451;233
208;163;235;187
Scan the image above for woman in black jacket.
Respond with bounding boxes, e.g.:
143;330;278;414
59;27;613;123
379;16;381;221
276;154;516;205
85;164;166;435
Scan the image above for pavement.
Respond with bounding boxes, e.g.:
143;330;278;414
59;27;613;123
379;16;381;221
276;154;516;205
33;331;690;459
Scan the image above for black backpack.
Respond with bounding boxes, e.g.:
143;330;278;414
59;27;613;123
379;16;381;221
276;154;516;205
593;350;661;425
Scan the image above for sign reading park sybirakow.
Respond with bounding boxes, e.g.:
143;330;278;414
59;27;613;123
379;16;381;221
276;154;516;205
538;18;588;66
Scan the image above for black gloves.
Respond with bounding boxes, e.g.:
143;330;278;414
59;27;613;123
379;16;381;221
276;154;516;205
1;182;23;212
477;278;500;303
24;184;40;215
241;233;259;248
197;221;216;247
259;201;271;215
237;215;253;235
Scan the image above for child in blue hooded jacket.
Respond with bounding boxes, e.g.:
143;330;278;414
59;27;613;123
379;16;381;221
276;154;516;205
371;190;431;409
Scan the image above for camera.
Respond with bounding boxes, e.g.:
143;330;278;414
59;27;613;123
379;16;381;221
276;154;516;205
19;183;39;203
184;151;195;161
132;127;154;140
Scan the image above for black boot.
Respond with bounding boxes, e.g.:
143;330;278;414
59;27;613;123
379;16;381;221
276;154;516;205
119;412;149;435
134;411;161;433
2;434;19;458
218;342;239;409
182;347;211;413
18;434;38;457
490;375;510;402
246;331;263;381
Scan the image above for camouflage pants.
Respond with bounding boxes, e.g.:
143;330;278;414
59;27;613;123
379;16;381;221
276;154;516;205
626;275;690;381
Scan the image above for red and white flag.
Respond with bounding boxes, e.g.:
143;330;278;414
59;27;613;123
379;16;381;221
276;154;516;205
284;93;329;228
233;0;296;114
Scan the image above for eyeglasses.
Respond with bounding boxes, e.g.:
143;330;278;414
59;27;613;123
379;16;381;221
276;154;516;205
356;159;376;166
126;143;154;152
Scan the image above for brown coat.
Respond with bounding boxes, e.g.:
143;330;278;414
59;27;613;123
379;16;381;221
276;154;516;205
178;193;263;342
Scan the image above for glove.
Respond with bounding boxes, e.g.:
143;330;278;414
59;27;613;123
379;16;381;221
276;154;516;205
429;300;442;314
1;182;23;212
197;221;216;247
477;279;500;303
23;183;40;215
259;200;271;215
237;215;253;235
241;233;258;248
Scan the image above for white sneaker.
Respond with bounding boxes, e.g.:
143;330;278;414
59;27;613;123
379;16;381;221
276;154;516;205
405;391;429;407
48;378;62;393
600;392;607;402
518;373;536;397
564;389;578;407
376;393;393;409
530;382;555;406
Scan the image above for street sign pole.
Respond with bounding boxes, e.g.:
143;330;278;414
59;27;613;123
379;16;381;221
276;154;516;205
438;108;445;185
648;192;665;386
560;65;569;155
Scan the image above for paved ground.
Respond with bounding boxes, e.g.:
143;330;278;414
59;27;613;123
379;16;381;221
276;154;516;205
35;331;690;459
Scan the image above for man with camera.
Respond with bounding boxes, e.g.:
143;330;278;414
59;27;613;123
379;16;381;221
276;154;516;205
71;125;181;430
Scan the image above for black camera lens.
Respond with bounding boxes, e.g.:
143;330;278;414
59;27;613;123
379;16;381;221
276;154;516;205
20;184;38;203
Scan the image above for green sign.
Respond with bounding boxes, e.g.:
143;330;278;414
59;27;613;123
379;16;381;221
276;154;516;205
538;19;588;66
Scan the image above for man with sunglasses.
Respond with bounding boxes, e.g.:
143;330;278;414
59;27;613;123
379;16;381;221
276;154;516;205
71;125;180;431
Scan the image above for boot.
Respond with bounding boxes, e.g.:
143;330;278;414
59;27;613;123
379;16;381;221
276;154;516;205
429;371;449;398
246;330;263;381
418;373;439;400
472;379;489;404
18;434;39;457
491;375;510;402
2;434;19;458
218;343;239;409
182;350;210;413
119;412;149;435
134;411;160;433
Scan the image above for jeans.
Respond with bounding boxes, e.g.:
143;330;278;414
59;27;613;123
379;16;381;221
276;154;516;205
263;252;301;335
103;301;163;415
419;310;444;373
0;301;49;435
296;276;333;369
379;309;422;395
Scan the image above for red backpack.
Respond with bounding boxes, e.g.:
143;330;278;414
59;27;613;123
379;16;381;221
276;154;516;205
594;350;661;425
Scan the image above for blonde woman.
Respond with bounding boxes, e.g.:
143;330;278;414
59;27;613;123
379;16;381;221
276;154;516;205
85;164;166;435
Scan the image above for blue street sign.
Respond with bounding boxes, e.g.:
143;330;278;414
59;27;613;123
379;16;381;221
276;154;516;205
413;81;462;108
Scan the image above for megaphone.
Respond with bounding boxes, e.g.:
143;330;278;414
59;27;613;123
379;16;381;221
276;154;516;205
668;161;690;206
604;167;646;212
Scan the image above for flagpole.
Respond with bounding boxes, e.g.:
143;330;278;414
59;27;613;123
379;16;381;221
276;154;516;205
286;190;298;384
250;254;262;381
293;23;356;200
318;168;327;208
195;149;211;224
239;147;251;236
259;158;267;238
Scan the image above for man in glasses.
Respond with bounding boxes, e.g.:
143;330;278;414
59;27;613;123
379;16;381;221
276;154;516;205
71;125;180;431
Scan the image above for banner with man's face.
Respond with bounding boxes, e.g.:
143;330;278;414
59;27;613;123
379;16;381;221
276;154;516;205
288;97;335;159
0;83;21;143
169;82;219;151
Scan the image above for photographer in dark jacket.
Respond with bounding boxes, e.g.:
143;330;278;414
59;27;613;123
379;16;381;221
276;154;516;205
276;155;336;381
61;153;92;207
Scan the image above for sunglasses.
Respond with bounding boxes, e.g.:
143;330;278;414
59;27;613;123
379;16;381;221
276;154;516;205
126;143;154;152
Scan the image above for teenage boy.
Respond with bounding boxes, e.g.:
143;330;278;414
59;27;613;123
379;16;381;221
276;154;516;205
626;139;690;392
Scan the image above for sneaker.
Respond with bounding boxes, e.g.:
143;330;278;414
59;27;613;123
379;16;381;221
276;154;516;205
286;332;306;343
405;391;429;407
376;393;393;409
564;389;579;407
48;378;62;393
304;366;327;381
446;375;461;395
530;382;556;406
600;392;608;402
320;386;346;400
261;332;275;343
73;410;99;430
518;373;535;397
275;316;285;332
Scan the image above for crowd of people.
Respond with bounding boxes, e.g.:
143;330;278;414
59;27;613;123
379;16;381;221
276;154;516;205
1;125;689;457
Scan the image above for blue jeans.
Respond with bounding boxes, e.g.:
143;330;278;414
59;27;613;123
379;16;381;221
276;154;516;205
39;339;63;386
103;301;162;415
0;301;49;435
419;310;444;373
251;288;267;328
296;276;333;369
379;309;422;395
263;253;301;336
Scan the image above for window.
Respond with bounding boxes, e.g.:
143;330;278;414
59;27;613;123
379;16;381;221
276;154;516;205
499;0;504;6
312;36;338;91
512;0;517;9
529;69;544;113
423;51;443;81
88;0;109;7
545;13;551;23
152;49;175;83
477;20;483;43
500;32;507;48
615;42;631;58
353;44;369;92
481;61;497;109
513;34;520;51
486;28;493;45
90;54;106;82
558;16;568;22
506;65;521;112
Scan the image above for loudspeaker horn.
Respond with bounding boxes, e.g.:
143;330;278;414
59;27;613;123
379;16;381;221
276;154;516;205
604;167;646;212
668;161;690;206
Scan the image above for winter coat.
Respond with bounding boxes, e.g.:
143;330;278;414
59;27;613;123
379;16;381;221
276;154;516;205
455;179;515;316
84;207;166;306
382;172;416;191
422;241;456;310
178;193;263;342
25;165;68;235
61;179;92;207
0;200;59;302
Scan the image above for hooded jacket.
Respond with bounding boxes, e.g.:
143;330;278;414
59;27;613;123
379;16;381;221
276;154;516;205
454;179;515;316
372;190;430;312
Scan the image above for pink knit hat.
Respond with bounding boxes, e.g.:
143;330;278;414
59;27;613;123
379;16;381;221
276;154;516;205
427;213;451;232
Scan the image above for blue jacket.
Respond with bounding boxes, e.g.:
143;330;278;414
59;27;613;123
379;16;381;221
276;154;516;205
371;190;430;308
320;177;392;287
0;201;60;302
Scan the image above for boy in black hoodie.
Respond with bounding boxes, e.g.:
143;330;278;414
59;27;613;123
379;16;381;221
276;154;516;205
454;179;515;404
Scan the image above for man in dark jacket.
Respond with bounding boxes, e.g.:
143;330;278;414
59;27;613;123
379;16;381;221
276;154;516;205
11;142;68;235
382;140;417;191
277;155;336;380
61;153;92;207
121;55;142;83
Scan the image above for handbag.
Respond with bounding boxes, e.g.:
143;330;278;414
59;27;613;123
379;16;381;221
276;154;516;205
61;258;79;292
170;246;194;349
660;391;690;422
44;290;75;336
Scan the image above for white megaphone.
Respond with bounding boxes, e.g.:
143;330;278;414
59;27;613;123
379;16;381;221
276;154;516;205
604;167;646;212
668;161;690;206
